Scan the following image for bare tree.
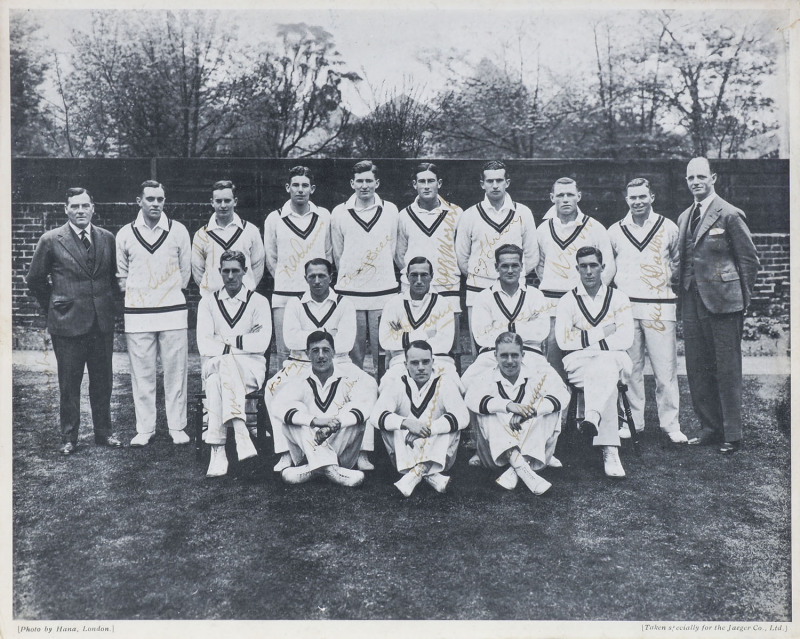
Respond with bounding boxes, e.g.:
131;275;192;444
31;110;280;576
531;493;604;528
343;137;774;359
49;10;247;157
9;12;51;155
232;23;361;157
332;79;441;157
656;11;779;157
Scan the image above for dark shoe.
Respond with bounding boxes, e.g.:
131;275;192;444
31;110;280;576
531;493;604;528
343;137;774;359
96;434;123;448
719;441;742;454
687;433;721;446
579;420;598;438
59;442;76;455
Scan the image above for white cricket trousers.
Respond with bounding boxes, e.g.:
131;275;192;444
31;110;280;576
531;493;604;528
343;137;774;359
126;329;188;435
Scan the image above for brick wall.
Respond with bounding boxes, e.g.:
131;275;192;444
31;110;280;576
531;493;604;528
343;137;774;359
11;203;789;350
751;234;791;310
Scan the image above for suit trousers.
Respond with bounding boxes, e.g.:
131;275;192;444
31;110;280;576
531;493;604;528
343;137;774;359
682;286;744;442
126;329;188;435
51;327;114;444
626;319;680;433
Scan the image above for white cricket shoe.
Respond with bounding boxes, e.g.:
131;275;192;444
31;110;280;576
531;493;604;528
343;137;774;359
514;463;552;495
423;473;450;493
357;452;375;471
394;471;423;497
130;433;154;447
323;465;365;488
206;445;229;478
667;430;689;444
273;452;292;472
281;464;315;485
547;456;563;468
602;446;626;478
169;429;190;445
495;467;519;490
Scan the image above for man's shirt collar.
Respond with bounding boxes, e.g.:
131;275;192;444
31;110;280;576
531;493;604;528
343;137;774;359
575;281;608;300
218;285;251;304
134;211;169;231
280;200;319;218
68;222;93;239
490;280;525;298
301;289;337;305
695;193;717;216
208;212;243;231
620;211;659;228
346;193;384;211
481;194;513;214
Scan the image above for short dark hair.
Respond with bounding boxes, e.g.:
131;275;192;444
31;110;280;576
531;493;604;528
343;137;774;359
353;160;378;178
495;331;523;350
140;180;165;196
65;187;92;205
494;244;523;264
412;162;440;182
551;177;578;193
481;160;507;180
219;250;247;270
404;339;433;356
626;177;651;193
212;180;236;196
288;165;314;185
306;330;335;351
576;245;603;264
407;256;434;276
304;258;333;275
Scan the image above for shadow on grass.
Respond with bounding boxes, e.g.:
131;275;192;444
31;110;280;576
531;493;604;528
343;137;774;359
12;369;791;621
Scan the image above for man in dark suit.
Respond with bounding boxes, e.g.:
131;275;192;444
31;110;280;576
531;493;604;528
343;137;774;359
672;158;759;454
27;187;123;455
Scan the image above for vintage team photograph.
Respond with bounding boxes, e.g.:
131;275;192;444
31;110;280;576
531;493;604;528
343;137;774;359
5;1;793;636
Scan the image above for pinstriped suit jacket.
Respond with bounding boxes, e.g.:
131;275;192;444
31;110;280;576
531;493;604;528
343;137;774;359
27;223;118;336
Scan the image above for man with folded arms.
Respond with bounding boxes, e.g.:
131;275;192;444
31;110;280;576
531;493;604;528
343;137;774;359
555;246;634;478
196;250;272;478
379;256;460;390
272;330;378;487
464;332;569;495
371;340;469;497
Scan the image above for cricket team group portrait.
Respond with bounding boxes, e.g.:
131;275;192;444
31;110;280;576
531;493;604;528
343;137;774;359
26;157;760;490
7;5;793;631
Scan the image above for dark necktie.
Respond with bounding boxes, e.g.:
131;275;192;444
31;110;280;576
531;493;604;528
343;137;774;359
80;230;91;251
689;203;702;236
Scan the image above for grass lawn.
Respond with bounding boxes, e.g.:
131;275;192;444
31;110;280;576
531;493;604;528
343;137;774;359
12;365;790;621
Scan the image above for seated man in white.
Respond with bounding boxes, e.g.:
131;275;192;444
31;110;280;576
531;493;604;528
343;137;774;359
370;340;469;497
265;258;375;473
378;256;460;391
462;243;551;389
465;332;569;495
196;250;272;478
555;245;634;479
272;330;378;487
